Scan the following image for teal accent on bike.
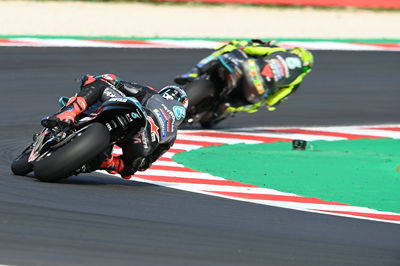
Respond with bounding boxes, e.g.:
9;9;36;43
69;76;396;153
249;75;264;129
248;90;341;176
173;138;400;214
58;96;70;107
217;56;234;73
173;106;186;120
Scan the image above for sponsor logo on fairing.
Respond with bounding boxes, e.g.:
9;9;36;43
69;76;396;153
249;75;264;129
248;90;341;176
247;59;265;94
130;111;142;119
104;89;119;98
269;59;284;81
153;109;167;138
161;93;174;101
261;64;274;81
108;98;128;103
277;55;290;78
141;131;149;149
162;104;176;131
161;104;175;119
286;57;302;69
146;116;160;142
105;123;112;131
173;106;186;120
124;113;134;123
160;108;172;132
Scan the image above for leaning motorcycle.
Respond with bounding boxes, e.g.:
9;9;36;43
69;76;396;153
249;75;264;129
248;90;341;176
180;49;268;128
11;97;146;182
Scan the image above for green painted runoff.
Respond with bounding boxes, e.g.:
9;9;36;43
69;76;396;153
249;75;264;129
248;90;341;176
173;138;400;213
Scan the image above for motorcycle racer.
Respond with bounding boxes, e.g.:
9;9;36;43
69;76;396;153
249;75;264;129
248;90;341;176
41;74;188;179
175;39;313;113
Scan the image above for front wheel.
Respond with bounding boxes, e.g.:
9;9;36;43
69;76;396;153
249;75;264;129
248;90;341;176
183;79;216;125
183;79;215;108
11;147;33;176
33;123;110;182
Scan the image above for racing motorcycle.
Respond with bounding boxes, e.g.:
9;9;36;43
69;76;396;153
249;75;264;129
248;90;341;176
181;49;269;128
11;97;146;182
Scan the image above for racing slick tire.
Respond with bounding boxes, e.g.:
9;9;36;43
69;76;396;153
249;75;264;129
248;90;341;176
11;148;33;176
33;123;110;182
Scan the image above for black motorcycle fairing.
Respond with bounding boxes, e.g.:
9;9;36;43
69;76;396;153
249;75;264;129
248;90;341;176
11;96;148;181
77;97;147;142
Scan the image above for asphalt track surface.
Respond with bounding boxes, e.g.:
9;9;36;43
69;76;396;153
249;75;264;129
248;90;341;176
1;47;400;266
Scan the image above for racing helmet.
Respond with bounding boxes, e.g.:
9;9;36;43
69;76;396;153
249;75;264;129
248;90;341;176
159;85;189;109
290;47;314;69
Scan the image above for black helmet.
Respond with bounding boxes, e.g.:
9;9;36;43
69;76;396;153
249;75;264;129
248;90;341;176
159;85;189;109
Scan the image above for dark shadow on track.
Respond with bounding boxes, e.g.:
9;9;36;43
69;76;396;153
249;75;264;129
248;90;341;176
58;174;156;187
18;173;155;187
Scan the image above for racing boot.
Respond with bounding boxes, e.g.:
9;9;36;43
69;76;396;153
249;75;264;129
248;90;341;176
41;96;88;128
99;156;132;179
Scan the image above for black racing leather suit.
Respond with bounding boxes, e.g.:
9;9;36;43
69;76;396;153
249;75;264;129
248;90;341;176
78;74;185;176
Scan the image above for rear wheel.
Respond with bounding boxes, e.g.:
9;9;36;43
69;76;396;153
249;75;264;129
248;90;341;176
33;123;110;182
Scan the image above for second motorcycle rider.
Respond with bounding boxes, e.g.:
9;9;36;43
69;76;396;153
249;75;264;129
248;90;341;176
175;39;313;114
